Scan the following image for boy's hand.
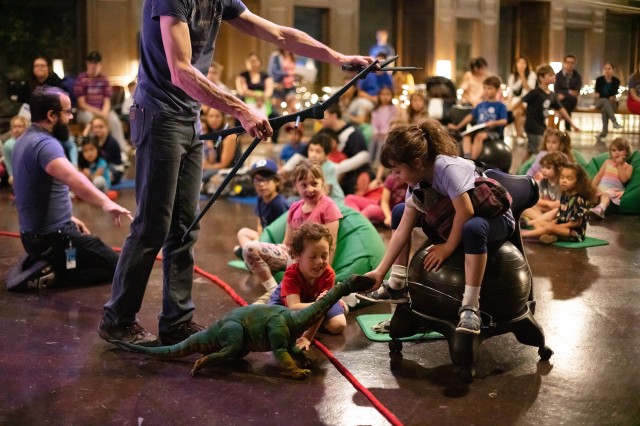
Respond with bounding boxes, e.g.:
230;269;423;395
447;123;457;131
316;290;328;301
295;337;312;351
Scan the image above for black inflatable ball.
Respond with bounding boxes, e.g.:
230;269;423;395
477;138;512;173
478;139;512;173
407;240;531;323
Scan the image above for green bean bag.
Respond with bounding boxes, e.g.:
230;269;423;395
585;151;640;214
260;204;386;282
517;149;588;175
359;123;373;150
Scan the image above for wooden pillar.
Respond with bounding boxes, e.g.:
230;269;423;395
86;0;142;86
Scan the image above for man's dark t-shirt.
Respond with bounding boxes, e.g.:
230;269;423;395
135;0;247;117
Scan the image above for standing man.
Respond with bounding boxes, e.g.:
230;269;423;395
99;0;372;347
368;29;395;59
12;86;130;290
554;54;582;130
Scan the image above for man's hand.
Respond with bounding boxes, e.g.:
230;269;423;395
238;108;272;140
71;216;90;235
337;54;374;72
101;200;134;227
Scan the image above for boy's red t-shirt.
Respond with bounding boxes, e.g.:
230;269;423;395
280;263;336;306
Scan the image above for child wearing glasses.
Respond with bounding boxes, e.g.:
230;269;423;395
235;159;290;258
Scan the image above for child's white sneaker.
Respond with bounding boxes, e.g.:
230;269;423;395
590;206;605;219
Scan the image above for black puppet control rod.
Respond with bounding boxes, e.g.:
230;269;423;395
181;55;420;241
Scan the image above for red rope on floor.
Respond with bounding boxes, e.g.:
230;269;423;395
192;265;403;426
313;339;404;426
0;231;20;238
1;231;402;425
193;265;248;307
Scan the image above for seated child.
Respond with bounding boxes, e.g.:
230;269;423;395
79;138;111;192
344;172;408;227
201;108;241;192
447;76;508;160
235;159;290;257
279;124;307;164
590;137;634;219
281;132;346;203
358;119;516;334
268;222;347;350
522;151;567;225
242;160;342;304
526;129;575;180
521;163;597;244
307;133;346;203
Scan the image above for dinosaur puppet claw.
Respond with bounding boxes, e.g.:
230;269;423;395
286;368;311;380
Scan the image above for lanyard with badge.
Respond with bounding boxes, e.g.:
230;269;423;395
65;239;76;270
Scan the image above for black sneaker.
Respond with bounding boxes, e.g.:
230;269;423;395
159;320;205;346
356;281;409;304
99;322;159;347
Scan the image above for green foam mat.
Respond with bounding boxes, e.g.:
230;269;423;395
552;236;609;249
356;313;444;342
228;259;249;271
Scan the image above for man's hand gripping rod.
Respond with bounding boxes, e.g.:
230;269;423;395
181;56;415;241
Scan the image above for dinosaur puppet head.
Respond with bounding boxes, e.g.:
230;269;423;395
339;274;376;294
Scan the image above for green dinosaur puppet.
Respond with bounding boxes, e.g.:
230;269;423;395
108;275;374;379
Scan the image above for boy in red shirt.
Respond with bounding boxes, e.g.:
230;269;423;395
268;222;347;350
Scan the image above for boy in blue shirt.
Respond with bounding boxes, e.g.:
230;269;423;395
448;76;507;160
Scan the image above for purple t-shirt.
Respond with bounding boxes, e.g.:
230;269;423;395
135;0;247;117
73;72;112;109
12;125;73;234
406;155;515;228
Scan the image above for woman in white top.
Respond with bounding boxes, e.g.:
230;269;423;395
507;56;537;141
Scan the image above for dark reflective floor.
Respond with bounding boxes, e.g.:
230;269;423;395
1;127;639;425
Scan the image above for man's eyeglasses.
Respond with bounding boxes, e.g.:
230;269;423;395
56;108;76;117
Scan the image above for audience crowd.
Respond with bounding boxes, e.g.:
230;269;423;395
1;46;639;313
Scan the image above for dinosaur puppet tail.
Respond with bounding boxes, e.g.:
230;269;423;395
112;330;213;359
290;274;374;334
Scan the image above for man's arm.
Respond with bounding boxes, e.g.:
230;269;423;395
228;9;371;69
45;157;132;226
159;16;271;140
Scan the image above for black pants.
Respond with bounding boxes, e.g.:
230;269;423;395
21;221;118;287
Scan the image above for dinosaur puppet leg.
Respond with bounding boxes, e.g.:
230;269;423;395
191;321;245;376
267;317;311;379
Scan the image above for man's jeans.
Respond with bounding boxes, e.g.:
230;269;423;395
103;105;203;333
21;221;118;286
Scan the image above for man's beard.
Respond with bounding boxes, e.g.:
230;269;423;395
52;120;70;142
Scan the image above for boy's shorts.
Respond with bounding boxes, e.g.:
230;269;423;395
527;133;543;154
